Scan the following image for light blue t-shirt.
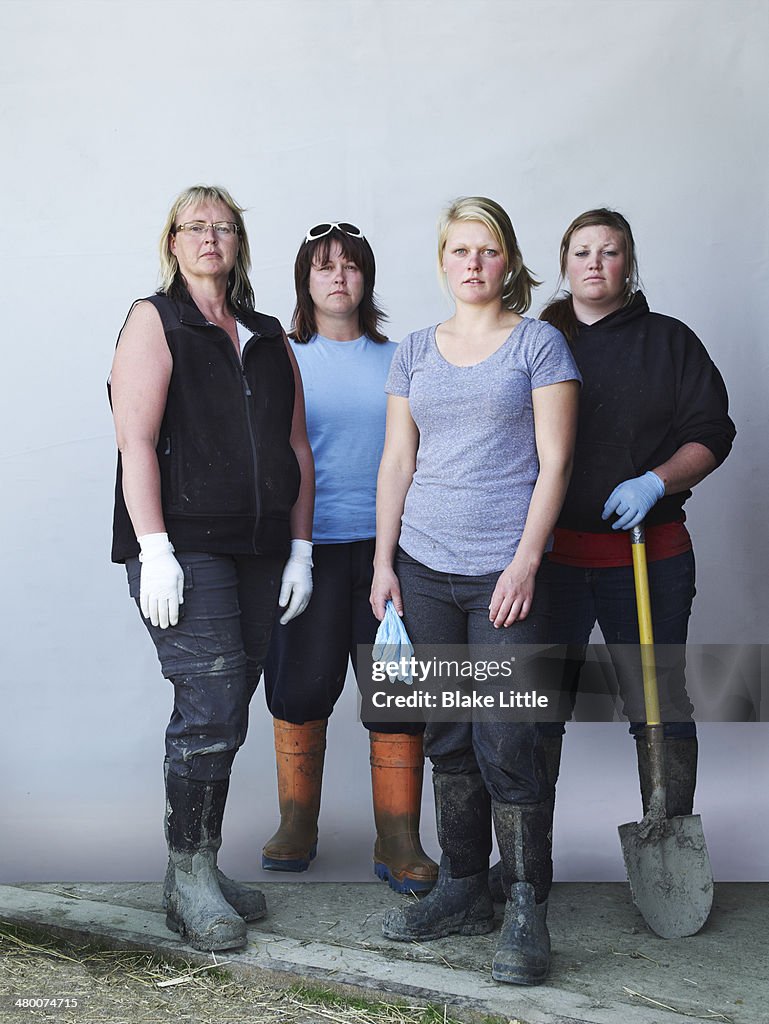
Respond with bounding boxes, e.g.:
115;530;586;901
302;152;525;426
291;334;397;543
386;318;581;575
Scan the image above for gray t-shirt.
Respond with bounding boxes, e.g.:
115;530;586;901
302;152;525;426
386;318;581;575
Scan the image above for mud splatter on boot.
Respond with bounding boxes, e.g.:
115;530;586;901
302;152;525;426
164;773;248;951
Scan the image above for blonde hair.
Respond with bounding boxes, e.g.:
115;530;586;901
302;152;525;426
158;185;255;310
437;196;540;313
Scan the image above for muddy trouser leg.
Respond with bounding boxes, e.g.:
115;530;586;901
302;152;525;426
127;551;283;934
381;553;495;941
592;551;697;815
464;570;553;986
383;554;552;961
380;739;496;941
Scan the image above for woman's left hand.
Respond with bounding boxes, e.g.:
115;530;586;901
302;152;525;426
278;540;314;624
489;559;536;627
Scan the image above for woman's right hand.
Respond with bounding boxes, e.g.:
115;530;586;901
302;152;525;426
370;565;402;621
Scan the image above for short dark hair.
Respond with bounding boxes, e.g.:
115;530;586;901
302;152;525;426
289;228;388;343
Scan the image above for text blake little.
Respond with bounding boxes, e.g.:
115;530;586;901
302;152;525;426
370;690;550;709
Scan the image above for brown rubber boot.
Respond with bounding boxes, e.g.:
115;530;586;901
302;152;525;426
262;718;327;872
370;732;438;893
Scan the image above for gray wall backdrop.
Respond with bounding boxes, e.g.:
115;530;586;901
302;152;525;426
1;0;767;885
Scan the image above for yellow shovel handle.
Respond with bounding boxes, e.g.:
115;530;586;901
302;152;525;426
630;524;661;727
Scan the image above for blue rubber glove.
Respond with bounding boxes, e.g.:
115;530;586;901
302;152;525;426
602;471;665;530
372;601;414;684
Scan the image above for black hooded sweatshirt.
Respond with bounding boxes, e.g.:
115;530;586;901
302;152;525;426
554;293;735;533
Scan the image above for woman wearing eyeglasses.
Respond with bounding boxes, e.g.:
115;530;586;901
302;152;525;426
370;197;580;985
110;185;314;952
260;222;438;894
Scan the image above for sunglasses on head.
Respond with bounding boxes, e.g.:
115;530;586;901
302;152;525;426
304;222;365;243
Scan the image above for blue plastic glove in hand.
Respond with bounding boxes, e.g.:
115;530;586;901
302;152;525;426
372;601;414;684
602;471;666;530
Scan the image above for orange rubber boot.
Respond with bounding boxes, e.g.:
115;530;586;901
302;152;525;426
371;732;438;893
262;718;326;872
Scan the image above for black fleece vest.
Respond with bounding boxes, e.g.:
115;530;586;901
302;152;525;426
111;294;300;561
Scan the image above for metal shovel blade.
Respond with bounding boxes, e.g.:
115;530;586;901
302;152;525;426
618;814;714;939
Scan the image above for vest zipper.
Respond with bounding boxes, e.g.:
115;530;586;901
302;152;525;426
239;361;262;547
183;314;263;540
237;332;262;547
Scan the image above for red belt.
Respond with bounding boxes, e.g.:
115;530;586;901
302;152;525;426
549;521;692;567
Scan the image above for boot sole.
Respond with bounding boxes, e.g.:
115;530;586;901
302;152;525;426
383;915;494;941
491;961;549;986
262;841;317;873
165;912;247;951
374;861;436;894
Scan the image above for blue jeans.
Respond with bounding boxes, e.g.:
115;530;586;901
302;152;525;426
396;550;552;805
542;550;697;739
127;551;284;781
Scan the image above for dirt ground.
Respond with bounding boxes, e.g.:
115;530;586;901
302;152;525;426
0;923;506;1024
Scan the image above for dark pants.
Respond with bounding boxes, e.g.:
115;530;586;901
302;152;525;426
127;551;284;781
542;550;696;739
396;550;551;804
263;539;421;734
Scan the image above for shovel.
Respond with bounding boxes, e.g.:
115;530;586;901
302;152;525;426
617;523;713;939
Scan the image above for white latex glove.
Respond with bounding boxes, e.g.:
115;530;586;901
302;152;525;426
138;532;184;629
279;539;313;624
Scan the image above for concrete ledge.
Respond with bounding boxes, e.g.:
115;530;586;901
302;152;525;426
1;882;765;1024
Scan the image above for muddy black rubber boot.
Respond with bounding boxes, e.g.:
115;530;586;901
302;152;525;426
162;761;265;922
492;882;550;985
636;734;697;817
491;800;553;985
163;859;266;922
382;855;494;940
381;772;494;942
489;735;562;903
165;772;248;951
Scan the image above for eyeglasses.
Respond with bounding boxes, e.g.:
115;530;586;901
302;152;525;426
304;222;364;243
175;221;239;237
